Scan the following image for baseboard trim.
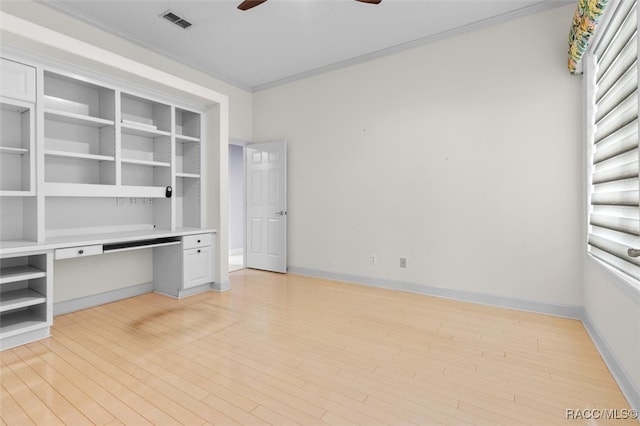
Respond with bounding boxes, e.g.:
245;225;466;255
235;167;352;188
582;310;640;411
213;279;231;292
53;282;154;316
288;266;583;319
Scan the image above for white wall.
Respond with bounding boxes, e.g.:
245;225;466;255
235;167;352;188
584;258;640;407
0;0;252;141
253;5;584;307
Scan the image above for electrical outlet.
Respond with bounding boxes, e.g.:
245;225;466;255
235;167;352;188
370;255;376;264
400;258;407;268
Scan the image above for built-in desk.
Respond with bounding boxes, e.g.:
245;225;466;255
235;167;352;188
0;228;217;350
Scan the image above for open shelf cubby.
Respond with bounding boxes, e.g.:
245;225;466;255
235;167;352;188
0;254;50;342
0;101;34;194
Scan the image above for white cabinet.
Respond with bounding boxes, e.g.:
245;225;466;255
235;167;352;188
182;233;214;290
153;232;215;297
0;58;36;103
0;252;52;350
183;246;213;289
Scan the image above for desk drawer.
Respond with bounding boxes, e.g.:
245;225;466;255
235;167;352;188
183;233;212;250
55;244;103;260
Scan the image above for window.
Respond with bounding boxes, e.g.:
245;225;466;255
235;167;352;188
586;0;640;280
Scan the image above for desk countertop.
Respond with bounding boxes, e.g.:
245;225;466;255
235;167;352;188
0;228;217;257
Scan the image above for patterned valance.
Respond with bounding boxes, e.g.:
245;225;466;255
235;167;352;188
568;0;610;74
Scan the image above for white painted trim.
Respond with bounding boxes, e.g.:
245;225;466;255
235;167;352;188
53;282;154;316
287;267;584;319
583;309;640;411
213;279;231;292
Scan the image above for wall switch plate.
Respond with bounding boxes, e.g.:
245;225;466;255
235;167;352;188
400;258;407;268
370;255;376;264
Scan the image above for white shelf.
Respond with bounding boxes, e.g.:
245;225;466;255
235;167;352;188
44;182;166;198
45;109;114;128
0;146;29;155
121;158;170;168
0;265;46;285
0;312;47;339
121;123;170;138
0;289;46;313
176;134;200;143
45;150;115;162
176;172;201;179
0;190;34;197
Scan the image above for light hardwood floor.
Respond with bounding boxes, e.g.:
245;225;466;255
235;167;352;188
1;269;636;425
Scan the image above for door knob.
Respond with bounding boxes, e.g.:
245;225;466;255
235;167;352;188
275;210;286;216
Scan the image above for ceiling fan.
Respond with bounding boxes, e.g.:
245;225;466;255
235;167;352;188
238;0;381;11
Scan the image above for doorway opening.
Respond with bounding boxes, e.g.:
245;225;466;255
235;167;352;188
229;142;245;272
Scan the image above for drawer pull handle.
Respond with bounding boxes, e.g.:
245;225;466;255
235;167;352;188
197;249;201;253
197;239;201;243
78;249;84;255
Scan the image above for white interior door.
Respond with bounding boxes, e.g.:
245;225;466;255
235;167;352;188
246;141;287;273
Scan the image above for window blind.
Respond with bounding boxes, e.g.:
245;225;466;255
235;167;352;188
588;0;640;279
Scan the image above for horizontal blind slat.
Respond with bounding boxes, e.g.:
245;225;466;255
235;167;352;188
591;190;639;206
596;2;637;77
590;214;640;235
593;0;637;58
593;120;637;162
592;160;638;183
594;93;637;142
595;63;637;121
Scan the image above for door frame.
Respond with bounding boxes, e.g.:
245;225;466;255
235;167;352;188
229;138;248;271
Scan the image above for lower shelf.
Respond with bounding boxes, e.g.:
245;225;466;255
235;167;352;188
0;289;46;313
0;309;48;339
0;322;50;351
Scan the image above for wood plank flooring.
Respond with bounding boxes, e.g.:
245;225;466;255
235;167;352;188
1;269;636;425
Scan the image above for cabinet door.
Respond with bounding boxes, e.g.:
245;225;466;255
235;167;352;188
0;59;36;103
182;246;213;289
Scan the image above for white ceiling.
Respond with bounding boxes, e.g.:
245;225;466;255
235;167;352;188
43;0;574;91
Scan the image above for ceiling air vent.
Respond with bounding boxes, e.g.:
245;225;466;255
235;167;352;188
161;10;192;29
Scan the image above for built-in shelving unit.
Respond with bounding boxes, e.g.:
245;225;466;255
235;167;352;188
174;107;202;229
0;101;35;195
36;68;206;235
1;58;37;244
0;253;52;350
1;55;213;350
44;71;116;189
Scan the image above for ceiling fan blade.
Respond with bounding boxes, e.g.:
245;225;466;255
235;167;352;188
238;0;268;11
355;0;382;4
